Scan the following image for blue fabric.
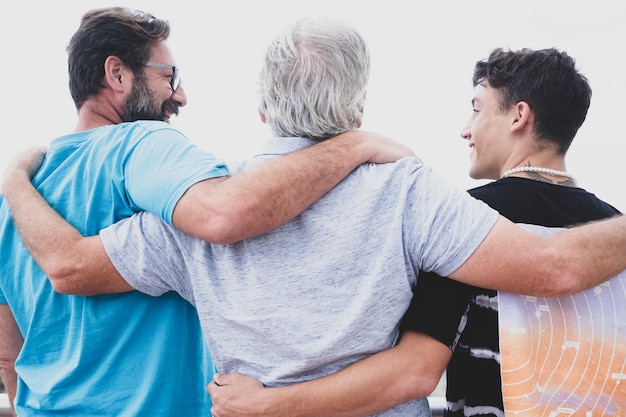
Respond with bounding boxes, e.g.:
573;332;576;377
0;121;226;416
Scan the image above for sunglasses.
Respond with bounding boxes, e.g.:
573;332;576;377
144;62;182;92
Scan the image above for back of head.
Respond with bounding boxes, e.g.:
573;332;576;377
258;17;370;141
67;7;170;110
472;48;592;154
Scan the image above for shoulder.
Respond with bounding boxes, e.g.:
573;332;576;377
467;180;505;198
130;120;179;132
120;121;188;142
468;179;530;206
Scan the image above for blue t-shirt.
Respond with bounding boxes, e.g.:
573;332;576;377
0;121;227;416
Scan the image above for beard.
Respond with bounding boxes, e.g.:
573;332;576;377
122;76;177;122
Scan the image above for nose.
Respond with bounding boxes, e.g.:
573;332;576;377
172;84;187;107
460;119;471;140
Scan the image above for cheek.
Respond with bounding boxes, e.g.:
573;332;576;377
157;88;173;103
474;115;500;142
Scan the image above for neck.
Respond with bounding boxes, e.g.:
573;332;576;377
75;102;123;132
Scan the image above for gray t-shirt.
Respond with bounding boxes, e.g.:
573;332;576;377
101;137;498;416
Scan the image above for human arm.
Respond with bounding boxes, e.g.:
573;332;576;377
448;214;626;296
5;145;626;298
1;131;412;294
1;147;131;295
208;331;450;417
206;273;472;417
172;130;416;244
0;305;22;416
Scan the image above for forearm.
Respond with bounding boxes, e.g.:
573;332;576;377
2;168;85;277
0;305;23;416
174;131;414;244
222;132;375;239
0;359;18;416
451;214;626;296
265;341;439;417
210;332;449;417
2;166;125;295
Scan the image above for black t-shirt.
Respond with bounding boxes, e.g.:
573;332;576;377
401;177;621;416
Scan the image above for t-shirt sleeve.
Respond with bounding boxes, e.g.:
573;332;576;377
123;127;228;224
100;211;197;305
400;271;481;349
405;165;499;277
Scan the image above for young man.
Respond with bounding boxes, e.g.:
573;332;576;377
411;47;621;416
0;8;409;416
4;22;626;417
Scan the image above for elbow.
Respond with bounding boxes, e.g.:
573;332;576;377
412;373;442;399
42;263;71;294
48;275;79;296
191;217;240;245
174;179;269;244
544;270;584;297
543;275;580;297
533;281;574;298
534;250;584;297
394;370;442;403
51;280;86;296
44;262;93;296
191;206;255;245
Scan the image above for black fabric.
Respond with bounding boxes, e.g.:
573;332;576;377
402;177;621;417
400;272;481;349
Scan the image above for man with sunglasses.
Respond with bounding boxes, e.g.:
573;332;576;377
0;8;410;417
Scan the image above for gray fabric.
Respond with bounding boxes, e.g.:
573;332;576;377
101;137;498;416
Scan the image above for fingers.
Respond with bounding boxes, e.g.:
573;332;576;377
212;373;224;386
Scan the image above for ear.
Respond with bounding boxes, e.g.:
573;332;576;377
356;92;366;128
103;56;129;93
258;108;267;124
511;101;531;133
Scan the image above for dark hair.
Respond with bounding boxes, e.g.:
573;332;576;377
473;48;592;154
67;7;170;110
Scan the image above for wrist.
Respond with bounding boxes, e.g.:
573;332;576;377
332;130;371;164
1;169;31;201
257;385;299;417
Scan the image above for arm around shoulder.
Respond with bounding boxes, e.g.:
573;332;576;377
449;214;626;296
173;130;416;244
2;148;132;296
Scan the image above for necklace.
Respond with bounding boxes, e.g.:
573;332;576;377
501;166;576;182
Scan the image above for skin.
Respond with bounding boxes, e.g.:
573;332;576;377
3;80;626;417
83;41;415;245
0;305;21;416
199;82;613;417
0;40;413;408
463;82;570;182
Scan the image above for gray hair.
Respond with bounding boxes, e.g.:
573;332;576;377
258;17;370;141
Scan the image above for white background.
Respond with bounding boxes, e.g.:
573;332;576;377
3;1;625;212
